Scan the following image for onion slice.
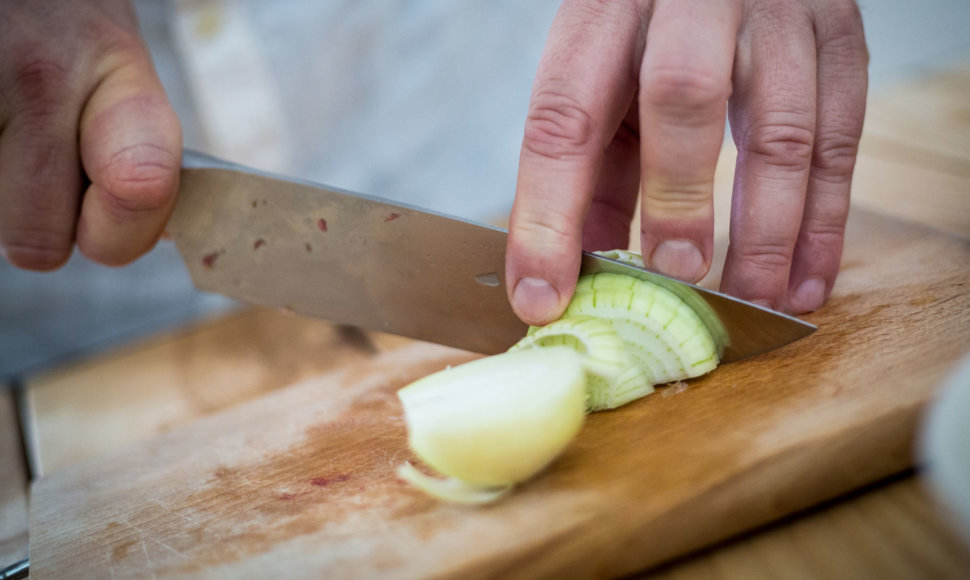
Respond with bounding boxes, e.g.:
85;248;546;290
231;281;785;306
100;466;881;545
509;315;653;411
565;273;719;386
511;315;627;381
593;249;645;268
396;462;512;505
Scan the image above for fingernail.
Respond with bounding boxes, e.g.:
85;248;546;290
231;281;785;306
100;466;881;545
512;277;561;325
791;278;826;313
651;240;705;282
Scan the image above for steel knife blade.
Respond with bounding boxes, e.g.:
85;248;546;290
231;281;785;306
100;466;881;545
168;150;815;360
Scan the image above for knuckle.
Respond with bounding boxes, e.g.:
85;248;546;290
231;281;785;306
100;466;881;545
522;88;597;160
90;26;153;76
733;236;793;274
811;131;860;183
800;223;844;250
821;0;866;38
816;1;869;64
642;66;729;119
795;220;846;268
568;0;623;21
5;50;73;116
511;206;577;251
802;198;849;244
742;117;815;171
643;180;712;216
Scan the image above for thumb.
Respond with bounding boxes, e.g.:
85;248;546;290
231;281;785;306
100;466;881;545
77;44;182;266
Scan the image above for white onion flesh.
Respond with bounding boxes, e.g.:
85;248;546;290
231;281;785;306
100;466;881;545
397;462;512;505
398;347;587;493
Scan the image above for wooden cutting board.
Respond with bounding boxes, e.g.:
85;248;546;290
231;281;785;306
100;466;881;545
29;205;969;578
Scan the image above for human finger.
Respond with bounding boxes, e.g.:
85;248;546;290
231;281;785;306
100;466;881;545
506;0;644;326
581;103;641;252
638;0;740;283
786;0;868;313
721;2;818;310
0;33;85;270
76;37;182;266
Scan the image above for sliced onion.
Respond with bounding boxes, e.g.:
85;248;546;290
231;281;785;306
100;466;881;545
397;462;511;505
509;315;653;411
397;250;721;503
566;273;719;385
398;347;587;488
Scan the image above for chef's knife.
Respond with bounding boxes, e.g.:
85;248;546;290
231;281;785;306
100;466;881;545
168;150;815;361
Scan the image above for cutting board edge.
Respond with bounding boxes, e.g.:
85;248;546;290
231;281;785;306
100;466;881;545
486;402;924;580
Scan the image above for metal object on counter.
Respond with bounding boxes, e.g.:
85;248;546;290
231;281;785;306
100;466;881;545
0;559;28;580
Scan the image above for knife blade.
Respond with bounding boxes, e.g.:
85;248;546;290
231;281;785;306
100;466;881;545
168;150;815;360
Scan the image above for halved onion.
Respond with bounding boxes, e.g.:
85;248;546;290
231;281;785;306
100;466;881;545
397;347;587;501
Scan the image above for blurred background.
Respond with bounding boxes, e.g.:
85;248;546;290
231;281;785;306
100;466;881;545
2;0;969;378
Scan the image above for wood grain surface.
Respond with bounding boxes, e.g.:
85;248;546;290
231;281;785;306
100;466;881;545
28;205;970;578
851;66;970;239
646;474;970;580
25;308;410;475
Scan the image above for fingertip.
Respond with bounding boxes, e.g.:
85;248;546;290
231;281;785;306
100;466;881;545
719;252;789;313
75;218;154;267
505;197;584;327
511;277;564;326
76;239;152;268
0;239;72;271
788;277;827;314
648;239;707;283
77;98;181;266
639;210;714;285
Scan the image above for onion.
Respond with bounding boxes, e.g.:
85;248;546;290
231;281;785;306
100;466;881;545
396;251;720;503
510;315;653;411
397;347;587;500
